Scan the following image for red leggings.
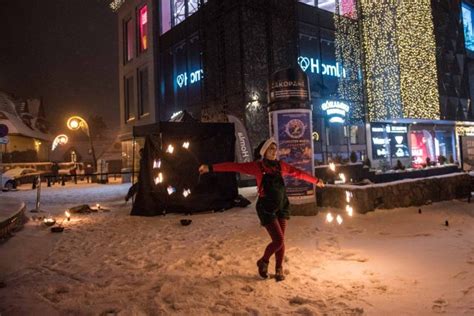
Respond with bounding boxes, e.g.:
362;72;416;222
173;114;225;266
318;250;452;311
261;218;287;268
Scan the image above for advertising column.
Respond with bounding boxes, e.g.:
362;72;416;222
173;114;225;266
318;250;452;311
267;68;316;214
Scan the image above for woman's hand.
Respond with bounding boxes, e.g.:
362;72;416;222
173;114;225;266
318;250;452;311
316;180;325;188
199;164;210;175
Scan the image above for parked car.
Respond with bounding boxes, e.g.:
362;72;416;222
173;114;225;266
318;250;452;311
0;168;42;190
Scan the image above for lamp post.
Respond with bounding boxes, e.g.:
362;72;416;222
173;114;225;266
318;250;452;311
67;116;97;172
52;134;69;151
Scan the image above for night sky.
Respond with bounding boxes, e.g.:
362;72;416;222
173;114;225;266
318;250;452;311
0;0;118;132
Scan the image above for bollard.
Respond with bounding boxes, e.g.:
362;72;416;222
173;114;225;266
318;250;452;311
74;175;77;184
47;176;51;187
30;175;42;213
61;176;65;186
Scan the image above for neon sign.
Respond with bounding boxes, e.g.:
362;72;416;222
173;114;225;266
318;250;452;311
297;56;346;78
176;69;203;88
321;100;349;124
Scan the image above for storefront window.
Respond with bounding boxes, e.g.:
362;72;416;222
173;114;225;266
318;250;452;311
435;130;454;160
138;5;148;53
371;124;409;160
410;130;435;167
410;127;455;167
121;139;144;174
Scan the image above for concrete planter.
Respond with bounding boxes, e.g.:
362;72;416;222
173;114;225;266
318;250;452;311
319;173;472;214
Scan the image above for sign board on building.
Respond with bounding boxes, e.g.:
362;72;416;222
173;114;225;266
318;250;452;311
176;69;203;88
371;124;409;159
268;68;310;104
321;100;349;124
297;56;346;78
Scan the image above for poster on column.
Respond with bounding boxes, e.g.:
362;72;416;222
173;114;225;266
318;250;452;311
275;110;314;197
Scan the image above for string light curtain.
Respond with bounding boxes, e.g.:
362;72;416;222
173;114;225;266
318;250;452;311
334;0;364;123
396;0;440;120
359;0;440;121
360;0;403;121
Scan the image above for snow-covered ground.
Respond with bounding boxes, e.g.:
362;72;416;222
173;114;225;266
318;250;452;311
1;183;473;315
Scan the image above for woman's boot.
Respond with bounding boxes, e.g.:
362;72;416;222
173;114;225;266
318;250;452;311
257;259;269;278
275;267;285;282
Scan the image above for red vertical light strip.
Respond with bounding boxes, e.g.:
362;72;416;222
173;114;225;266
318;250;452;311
139;5;148;52
341;0;357;19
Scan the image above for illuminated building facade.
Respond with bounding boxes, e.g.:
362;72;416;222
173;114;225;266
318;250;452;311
362;0;474;169
114;0;474;170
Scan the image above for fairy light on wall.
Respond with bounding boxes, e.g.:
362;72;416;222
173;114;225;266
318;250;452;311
334;0;365;123
396;0;440;120
109;0;125;11
360;0;440;121
360;0;403;122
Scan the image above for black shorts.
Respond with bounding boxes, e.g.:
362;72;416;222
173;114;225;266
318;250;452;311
256;198;290;226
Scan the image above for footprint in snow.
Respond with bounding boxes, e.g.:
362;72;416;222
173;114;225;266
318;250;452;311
432;298;448;313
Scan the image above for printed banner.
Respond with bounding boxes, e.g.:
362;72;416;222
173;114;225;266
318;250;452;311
273;110;314;197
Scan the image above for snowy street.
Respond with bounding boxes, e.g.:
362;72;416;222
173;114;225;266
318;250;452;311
0;183;473;315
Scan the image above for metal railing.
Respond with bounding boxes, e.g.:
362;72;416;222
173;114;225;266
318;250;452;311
40;171;135;187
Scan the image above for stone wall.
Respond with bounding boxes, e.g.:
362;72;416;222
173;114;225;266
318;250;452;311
319;173;472;214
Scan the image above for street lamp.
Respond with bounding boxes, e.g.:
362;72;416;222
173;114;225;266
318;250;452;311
67;116;97;172
52;134;69;151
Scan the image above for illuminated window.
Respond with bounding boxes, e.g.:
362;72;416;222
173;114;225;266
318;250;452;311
462;2;474;53
350;125;358;144
298;0;357;19
160;0;207;34
188;0;200;15
174;0;186;25
124;18;134;62
410;129;435;167
138;5;148;53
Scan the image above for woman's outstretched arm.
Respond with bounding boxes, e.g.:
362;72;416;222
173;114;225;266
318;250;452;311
199;161;260;176
280;161;324;187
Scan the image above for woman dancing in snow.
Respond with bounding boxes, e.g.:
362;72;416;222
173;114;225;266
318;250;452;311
199;137;324;281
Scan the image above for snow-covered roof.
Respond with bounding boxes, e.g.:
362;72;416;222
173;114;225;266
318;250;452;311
0;92;18;115
0;111;51;141
0;92;51;141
